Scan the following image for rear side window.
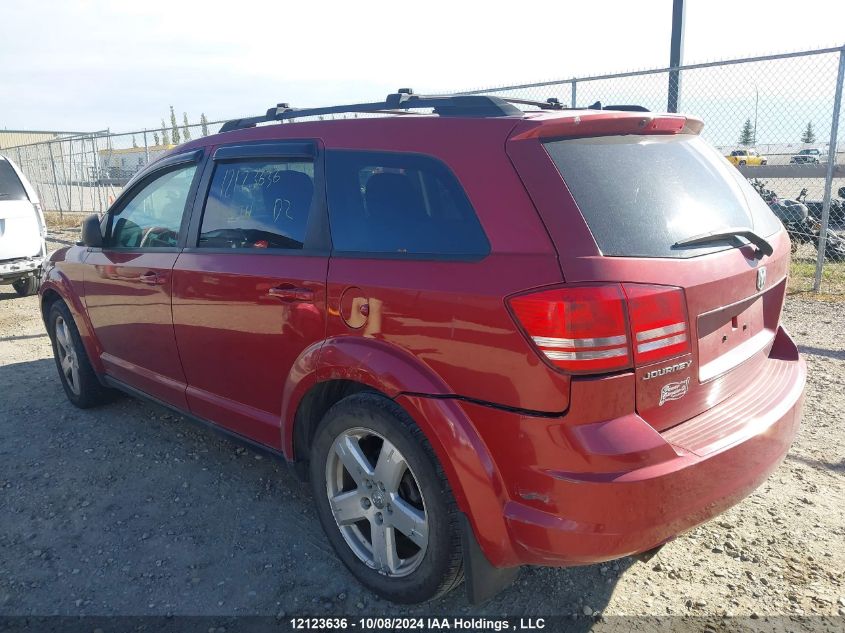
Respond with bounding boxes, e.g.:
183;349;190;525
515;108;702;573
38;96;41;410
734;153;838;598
544;135;782;258
0;160;28;201
200;159;315;250
325;151;489;257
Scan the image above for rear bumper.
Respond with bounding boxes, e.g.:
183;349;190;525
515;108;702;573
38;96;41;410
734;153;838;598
0;255;44;283
463;326;805;567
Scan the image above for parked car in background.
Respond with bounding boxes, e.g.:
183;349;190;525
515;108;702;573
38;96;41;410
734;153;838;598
39;92;805;604
0;154;47;296
726;148;767;166
789;148;823;164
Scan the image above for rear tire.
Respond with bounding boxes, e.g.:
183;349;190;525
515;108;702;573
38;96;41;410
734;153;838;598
310;393;464;603
48;300;112;408
12;275;39;297
739;160;747;167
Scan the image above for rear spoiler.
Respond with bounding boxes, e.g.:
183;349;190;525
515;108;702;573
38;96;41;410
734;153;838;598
511;113;705;141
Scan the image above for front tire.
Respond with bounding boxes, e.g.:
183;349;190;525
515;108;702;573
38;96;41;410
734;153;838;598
48;301;112;408
310;393;464;603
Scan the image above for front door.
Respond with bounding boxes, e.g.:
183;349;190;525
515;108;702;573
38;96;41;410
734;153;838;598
171;142;329;448
83;154;202;408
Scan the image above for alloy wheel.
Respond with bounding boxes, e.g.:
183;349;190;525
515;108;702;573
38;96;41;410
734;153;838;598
325;427;428;577
54;316;81;396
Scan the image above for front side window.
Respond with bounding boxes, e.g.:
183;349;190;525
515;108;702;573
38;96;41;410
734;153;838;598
199;159;315;250
110;163;197;248
325;151;489;257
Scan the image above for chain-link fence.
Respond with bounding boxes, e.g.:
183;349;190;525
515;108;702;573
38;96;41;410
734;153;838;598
5;120;228;218
4;46;844;293
449;46;845;294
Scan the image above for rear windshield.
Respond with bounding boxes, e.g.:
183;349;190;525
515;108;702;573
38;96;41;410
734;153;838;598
0;160;29;201
544;135;782;258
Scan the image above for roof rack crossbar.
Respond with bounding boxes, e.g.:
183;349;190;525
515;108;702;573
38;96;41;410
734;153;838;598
219;90;523;132
498;96;565;110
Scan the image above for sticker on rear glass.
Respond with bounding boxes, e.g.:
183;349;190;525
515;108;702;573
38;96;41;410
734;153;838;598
659;377;690;406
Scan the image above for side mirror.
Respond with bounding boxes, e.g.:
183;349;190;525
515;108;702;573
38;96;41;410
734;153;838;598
81;213;104;248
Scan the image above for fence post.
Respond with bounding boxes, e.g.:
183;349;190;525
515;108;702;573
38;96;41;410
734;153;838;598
667;0;685;113
47;141;63;218
90;135;102;214
570;79;577;108
143;129;150;164
813;45;845;292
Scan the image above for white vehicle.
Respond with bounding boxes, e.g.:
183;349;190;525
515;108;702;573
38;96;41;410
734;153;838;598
789;148;823;164
0;155;47;296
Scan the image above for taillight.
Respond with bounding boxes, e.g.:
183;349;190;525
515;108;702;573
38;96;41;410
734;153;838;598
508;285;631;373
508;284;689;374
623;284;690;364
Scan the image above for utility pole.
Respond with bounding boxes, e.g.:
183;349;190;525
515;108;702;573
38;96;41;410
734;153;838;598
667;0;685;113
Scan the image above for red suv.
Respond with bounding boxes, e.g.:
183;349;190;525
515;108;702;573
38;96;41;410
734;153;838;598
40;91;806;604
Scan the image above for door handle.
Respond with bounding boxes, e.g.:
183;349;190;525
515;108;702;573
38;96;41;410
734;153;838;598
268;286;315;302
138;271;163;285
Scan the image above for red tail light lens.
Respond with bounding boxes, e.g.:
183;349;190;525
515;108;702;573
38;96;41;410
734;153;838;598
623;284;690;364
509;283;689;374
508;285;631;373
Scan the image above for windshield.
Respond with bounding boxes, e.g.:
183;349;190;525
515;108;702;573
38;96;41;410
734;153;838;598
543;135;782;258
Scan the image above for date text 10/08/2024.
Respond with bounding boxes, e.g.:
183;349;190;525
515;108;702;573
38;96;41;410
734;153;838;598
290;617;549;630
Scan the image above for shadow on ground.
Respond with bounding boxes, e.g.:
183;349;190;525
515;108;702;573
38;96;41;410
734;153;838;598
0;289;26;302
0;357;628;622
797;344;845;360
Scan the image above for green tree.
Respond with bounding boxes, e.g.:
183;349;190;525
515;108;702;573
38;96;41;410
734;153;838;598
161;119;170;145
739;118;755;146
200;113;209;137
153;131;160;145
182;112;192;141
801;121;816;144
170;105;181;144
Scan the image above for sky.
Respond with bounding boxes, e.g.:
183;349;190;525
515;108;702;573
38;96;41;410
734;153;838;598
0;0;844;133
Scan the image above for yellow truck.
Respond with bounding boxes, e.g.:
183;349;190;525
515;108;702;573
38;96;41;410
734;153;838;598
725;149;767;166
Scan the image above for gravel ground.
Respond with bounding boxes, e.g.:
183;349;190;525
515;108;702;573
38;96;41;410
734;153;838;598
0;238;843;626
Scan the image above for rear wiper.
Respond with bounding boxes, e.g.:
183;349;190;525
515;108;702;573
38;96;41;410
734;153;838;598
673;227;773;257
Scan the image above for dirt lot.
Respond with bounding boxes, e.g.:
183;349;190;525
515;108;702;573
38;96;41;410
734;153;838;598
0;241;843;626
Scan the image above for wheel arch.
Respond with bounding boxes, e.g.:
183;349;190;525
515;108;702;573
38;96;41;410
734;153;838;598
283;336;517;567
40;276;105;375
282;336;453;461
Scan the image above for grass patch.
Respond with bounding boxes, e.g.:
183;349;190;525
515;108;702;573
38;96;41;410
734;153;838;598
789;258;845;298
44;211;87;232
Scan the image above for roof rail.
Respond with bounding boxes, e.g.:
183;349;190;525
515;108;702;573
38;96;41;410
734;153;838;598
219;89;524;133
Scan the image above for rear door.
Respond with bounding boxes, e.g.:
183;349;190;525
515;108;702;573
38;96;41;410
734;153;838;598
83;150;203;408
508;123;788;431
171;141;329;448
321;146;569;414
